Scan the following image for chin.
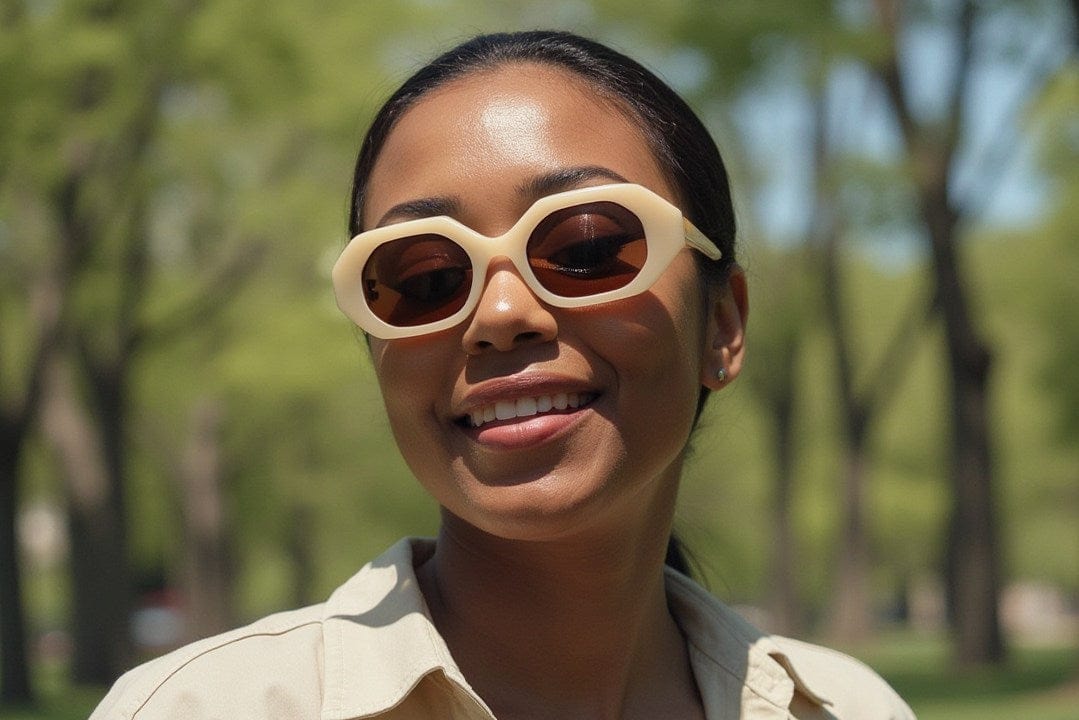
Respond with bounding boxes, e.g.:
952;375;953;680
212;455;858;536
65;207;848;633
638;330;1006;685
444;475;618;542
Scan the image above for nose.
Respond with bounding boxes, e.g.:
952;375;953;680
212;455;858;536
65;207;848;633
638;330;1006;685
461;258;557;354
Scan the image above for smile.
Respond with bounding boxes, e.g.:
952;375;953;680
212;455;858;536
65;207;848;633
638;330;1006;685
465;392;596;428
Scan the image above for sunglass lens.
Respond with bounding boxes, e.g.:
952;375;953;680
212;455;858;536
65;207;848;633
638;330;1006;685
527;202;648;298
363;234;472;327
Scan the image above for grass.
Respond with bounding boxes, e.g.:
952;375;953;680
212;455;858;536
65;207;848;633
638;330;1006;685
857;633;1079;720
1;634;1076;719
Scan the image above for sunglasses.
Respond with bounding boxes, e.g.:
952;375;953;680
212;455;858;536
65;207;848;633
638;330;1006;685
332;183;722;339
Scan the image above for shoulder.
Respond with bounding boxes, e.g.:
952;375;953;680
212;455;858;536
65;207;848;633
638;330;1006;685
768;635;916;720
89;605;326;720
665;570;915;719
90;538;433;720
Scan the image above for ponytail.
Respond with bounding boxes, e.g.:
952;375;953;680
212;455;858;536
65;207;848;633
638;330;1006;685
664;534;693;577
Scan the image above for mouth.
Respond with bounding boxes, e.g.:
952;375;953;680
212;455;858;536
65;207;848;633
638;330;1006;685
458;392;598;429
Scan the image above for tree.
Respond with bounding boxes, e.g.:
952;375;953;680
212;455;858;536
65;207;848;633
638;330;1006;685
2;0;272;686
0;220;65;704
1034;12;1079;444
743;244;814;635
0;1;98;700
31;0;219;683
866;0;1071;664
661;0;932;641
873;0;1005;664
5;0;463;693
809;83;933;643
672;0;1070;663
175;397;234;642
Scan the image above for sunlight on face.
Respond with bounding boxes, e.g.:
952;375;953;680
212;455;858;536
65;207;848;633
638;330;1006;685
364;64;718;544
479;97;550;162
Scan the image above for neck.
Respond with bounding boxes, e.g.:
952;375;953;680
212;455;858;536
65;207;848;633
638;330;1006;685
416;508;702;719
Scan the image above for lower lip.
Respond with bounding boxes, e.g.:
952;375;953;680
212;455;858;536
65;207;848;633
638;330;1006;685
464;408;591;450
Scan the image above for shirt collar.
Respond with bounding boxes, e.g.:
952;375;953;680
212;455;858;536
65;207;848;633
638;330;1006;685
318;538;830;720
319;538;490;719
665;568;832;715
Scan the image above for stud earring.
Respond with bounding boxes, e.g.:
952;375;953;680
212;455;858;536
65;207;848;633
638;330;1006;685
715;367;728;384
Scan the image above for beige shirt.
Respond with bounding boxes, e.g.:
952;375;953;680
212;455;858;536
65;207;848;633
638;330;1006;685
91;539;915;719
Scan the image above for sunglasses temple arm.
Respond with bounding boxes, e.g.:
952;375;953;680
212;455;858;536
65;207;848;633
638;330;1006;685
682;219;722;261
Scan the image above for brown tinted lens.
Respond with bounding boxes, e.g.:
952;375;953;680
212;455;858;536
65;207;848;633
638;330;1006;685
526;202;648;298
362;234;472;327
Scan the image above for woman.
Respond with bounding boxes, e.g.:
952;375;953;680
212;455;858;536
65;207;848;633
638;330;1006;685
92;31;914;719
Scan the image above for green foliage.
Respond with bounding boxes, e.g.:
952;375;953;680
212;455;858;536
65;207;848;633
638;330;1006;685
678;229;1075;604
1031;62;1079;443
968;224;1079;591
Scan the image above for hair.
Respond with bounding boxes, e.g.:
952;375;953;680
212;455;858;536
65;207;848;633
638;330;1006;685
348;30;738;575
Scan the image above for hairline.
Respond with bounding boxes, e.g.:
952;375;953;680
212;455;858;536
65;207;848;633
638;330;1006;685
354;58;688;232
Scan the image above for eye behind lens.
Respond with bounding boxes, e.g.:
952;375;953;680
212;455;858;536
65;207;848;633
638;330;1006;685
527;202;648;298
362;233;473;327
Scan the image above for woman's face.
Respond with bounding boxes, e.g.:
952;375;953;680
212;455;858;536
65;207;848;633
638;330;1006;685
363;64;741;544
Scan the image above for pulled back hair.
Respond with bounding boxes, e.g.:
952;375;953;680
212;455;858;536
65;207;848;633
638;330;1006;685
348;30;738;576
349;31;736;269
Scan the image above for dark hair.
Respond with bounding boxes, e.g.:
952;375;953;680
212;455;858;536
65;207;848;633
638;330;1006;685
348;30;737;575
349;31;736;262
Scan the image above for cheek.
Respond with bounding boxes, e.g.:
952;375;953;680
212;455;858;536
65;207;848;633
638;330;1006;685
371;340;450;451
587;271;707;420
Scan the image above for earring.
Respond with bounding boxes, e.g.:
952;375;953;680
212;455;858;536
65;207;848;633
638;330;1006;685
714;367;728;384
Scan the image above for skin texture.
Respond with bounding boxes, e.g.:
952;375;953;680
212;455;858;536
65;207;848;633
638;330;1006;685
363;63;747;720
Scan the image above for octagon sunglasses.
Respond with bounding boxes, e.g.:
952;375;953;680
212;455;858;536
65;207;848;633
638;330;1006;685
332;183;722;339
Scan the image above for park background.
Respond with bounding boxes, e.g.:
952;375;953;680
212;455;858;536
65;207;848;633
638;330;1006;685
1;0;1077;718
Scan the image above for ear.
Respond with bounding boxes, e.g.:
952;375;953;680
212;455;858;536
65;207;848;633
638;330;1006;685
700;264;748;390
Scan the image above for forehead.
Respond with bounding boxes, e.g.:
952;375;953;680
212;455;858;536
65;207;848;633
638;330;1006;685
363;63;675;229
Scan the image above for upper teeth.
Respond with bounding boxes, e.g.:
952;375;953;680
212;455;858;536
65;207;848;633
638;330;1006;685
469;392;588;428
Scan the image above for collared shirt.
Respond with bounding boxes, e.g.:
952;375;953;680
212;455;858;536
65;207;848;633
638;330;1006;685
90;539;915;719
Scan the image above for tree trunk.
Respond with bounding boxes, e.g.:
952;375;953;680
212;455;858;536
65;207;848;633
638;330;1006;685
814;124;876;645
872;0;1006;665
922;187;1005;665
820;231;874;643
0;431;34;705
767;383;804;636
1071;0;1079;50
826;432;874;643
40;356;132;685
177;398;233;642
0;237;69;705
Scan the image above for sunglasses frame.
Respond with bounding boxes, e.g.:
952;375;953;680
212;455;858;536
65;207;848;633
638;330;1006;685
332;183;722;339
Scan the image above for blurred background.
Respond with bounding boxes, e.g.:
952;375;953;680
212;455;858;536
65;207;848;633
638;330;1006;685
1;0;1076;718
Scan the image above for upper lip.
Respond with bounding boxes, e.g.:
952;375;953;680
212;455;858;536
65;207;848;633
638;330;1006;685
452;373;599;420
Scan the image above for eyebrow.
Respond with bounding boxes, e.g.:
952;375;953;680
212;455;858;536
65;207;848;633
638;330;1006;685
374;196;462;228
372;165;631;229
516;165;631;200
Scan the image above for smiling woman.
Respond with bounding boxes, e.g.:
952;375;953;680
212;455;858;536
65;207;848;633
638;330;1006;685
90;31;915;720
